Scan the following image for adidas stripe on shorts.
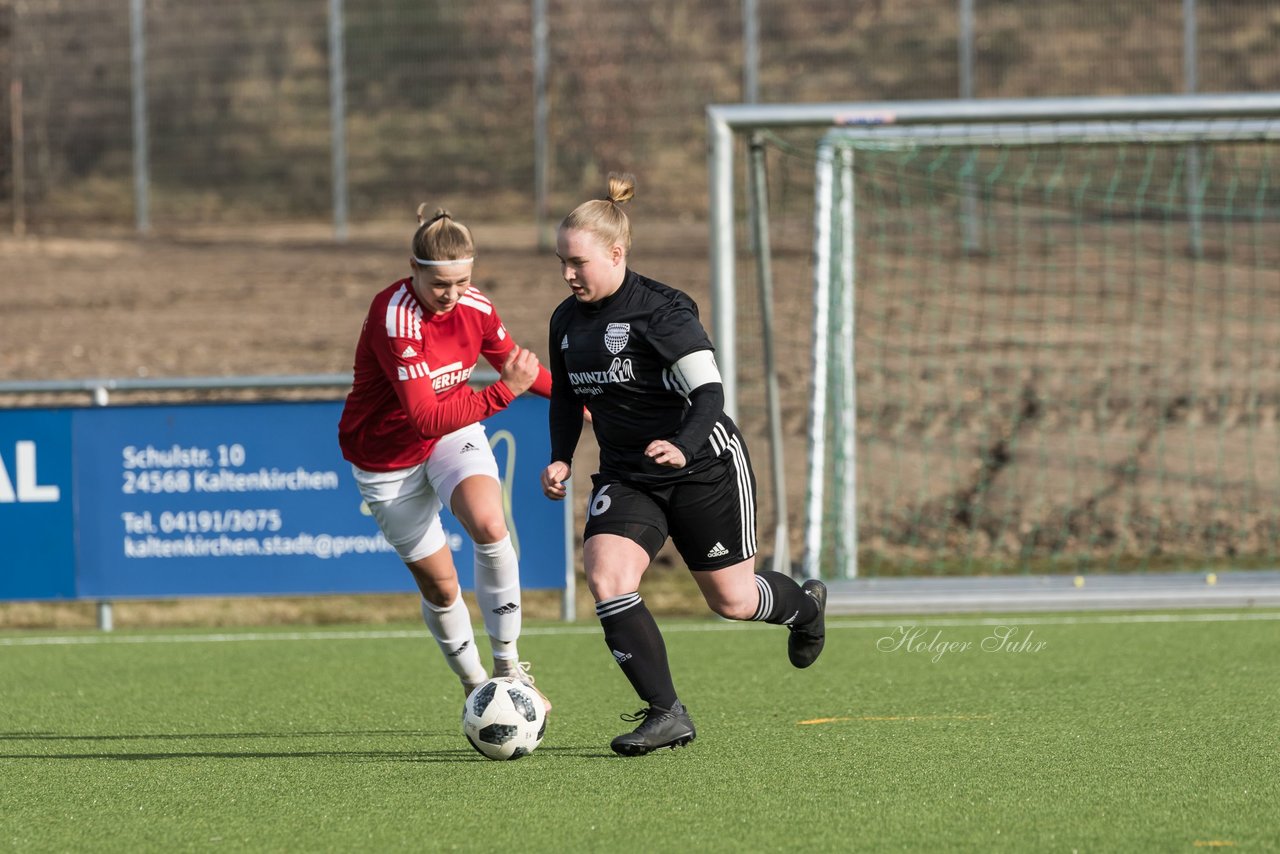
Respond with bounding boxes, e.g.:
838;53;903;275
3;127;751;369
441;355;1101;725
352;422;500;563
583;442;758;571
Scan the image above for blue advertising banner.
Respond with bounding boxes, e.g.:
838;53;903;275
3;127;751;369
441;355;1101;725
0;397;564;601
0;409;76;599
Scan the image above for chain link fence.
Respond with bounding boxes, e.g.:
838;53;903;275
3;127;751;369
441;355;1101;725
2;0;1279;234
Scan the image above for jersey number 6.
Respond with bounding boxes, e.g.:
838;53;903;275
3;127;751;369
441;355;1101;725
590;484;613;516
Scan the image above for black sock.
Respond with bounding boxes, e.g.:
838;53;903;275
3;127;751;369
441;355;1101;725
596;592;678;711
749;571;819;626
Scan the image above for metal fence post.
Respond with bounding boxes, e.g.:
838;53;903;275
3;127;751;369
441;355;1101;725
328;0;349;241
959;0;974;101
1183;0;1203;258
743;0;759;104
533;0;550;252
10;2;24;236
959;0;980;253
9;79;23;237
93;380;113;630
129;0;150;234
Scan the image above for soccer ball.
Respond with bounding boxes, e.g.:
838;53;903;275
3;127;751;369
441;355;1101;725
461;676;547;760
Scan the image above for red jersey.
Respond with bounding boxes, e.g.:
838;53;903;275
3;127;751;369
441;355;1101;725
338;278;552;471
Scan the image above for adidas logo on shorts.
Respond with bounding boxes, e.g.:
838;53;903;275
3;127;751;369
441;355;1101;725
461;442;479;453
706;542;730;559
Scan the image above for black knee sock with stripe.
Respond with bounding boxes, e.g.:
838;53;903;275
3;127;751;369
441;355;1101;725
596;592;679;711
749;571;819;626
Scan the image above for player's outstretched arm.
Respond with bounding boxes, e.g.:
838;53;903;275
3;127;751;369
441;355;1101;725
483;342;553;398
499;346;540;396
385;347;524;440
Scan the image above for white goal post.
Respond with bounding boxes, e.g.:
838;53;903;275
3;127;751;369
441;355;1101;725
707;93;1280;580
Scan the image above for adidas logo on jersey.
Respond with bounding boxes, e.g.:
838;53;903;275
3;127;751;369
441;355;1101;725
461;442;479;453
706;542;730;558
491;602;519;615
611;648;633;664
560;334;569;350
400;344;418;358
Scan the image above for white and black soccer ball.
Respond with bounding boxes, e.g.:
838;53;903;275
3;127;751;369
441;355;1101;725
461;676;547;761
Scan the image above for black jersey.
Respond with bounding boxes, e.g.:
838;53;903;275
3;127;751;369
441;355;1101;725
548;269;740;485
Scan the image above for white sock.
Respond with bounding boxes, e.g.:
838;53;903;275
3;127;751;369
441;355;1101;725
420;595;487;687
474;535;521;662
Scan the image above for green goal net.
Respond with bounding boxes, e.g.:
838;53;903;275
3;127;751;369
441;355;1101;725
731;107;1280;578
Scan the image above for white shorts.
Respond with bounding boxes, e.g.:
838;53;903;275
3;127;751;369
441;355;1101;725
352;423;501;563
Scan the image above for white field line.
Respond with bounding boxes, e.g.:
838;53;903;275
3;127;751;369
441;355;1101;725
2;610;1279;647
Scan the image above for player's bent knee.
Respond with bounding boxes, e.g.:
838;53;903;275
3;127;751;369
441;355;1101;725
466;517;509;545
406;561;461;606
586;566;644;602
586;573;626;602
415;578;459;608
707;596;756;621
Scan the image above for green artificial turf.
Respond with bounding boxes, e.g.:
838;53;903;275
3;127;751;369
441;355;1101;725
2;612;1277;851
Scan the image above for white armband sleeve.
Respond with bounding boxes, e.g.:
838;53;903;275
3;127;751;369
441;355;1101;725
669;349;722;395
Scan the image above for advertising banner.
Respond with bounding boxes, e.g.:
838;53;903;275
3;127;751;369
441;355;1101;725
0;409;76;599
0;398;565;600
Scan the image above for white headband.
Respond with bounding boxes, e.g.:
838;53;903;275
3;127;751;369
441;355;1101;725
414;256;474;266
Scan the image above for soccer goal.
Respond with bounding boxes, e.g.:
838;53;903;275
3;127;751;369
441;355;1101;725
708;94;1280;580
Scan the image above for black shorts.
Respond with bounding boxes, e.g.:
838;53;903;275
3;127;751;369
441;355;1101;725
583;450;758;571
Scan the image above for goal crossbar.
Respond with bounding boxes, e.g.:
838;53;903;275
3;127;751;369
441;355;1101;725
708;92;1280;417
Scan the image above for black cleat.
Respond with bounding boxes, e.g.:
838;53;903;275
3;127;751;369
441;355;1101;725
609;701;696;757
787;579;827;668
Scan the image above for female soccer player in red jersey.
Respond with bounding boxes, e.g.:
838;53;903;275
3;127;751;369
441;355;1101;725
541;173;826;755
339;205;551;708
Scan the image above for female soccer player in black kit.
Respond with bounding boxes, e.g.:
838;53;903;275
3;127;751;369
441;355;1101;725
540;173;828;756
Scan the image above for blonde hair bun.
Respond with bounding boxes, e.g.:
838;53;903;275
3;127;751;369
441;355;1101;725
606;172;636;206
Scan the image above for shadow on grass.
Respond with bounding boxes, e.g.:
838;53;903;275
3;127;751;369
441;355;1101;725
0;730;444;741
386;746;618;762
0;731;614;761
